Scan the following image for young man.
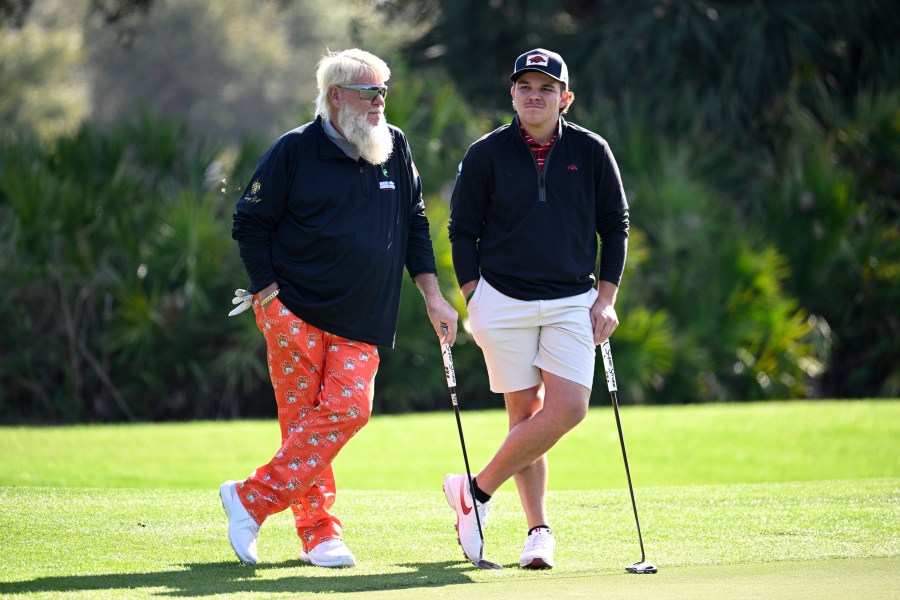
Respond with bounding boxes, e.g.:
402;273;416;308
446;48;629;568
224;48;458;568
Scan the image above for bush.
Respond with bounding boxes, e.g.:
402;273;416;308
0;114;272;421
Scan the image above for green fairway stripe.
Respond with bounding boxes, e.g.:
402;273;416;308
335;558;900;600
2;400;897;490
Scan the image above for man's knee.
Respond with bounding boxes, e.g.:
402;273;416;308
558;398;588;429
543;374;590;430
320;394;371;429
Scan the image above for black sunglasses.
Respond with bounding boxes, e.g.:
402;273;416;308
337;84;388;101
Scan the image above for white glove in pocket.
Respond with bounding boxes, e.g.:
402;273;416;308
228;289;253;317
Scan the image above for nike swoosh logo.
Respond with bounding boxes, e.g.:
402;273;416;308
459;480;473;515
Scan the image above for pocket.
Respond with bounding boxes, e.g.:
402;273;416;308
467;278;483;310
253;293;282;332
262;294;279;314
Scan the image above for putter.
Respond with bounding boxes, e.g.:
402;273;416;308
600;340;658;574
440;325;502;570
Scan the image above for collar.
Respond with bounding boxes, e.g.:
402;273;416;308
512;115;564;144
519;121;557;151
321;115;361;161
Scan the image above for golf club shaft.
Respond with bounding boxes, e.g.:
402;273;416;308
600;340;648;563
440;329;487;543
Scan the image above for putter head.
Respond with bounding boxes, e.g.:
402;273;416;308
471;540;502;569
626;560;658;574
473;558;503;570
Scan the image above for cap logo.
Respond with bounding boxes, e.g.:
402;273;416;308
526;53;549;66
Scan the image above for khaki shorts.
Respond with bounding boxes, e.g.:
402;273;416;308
467;278;598;393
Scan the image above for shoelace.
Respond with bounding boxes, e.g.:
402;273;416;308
475;500;492;526
524;529;553;552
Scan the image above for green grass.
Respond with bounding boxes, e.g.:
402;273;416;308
3;400;896;490
1;400;898;598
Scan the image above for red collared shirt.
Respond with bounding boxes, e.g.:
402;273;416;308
519;123;558;172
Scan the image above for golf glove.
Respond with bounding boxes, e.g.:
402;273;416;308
228;289;253;317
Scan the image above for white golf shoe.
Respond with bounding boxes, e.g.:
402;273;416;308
519;526;555;569
300;538;357;568
219;480;260;565
443;473;491;562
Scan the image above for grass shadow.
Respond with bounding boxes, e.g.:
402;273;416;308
0;559;488;596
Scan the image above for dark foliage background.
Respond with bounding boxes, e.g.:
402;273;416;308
0;0;897;422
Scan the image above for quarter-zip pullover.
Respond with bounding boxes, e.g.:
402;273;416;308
449;116;629;301
232;117;436;347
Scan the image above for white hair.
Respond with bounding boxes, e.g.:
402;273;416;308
314;49;391;120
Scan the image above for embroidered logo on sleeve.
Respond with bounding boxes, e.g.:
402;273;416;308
243;180;263;203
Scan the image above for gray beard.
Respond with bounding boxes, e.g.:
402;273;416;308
336;104;394;165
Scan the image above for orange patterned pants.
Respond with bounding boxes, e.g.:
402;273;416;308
236;294;379;552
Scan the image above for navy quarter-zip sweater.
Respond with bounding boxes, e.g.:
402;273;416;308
448;116;629;300
232;117;436;348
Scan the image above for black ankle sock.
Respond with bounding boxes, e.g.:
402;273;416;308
471;478;492;504
528;524;551;535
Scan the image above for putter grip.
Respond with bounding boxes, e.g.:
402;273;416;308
601;340;618;392
440;325;457;388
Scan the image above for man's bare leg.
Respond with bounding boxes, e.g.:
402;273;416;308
477;372;590;497
504;385;549;529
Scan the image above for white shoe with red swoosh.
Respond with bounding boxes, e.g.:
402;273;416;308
443;473;491;562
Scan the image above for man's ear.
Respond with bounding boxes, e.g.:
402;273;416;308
329;85;342;109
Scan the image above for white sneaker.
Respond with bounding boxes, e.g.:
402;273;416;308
519;526;555;569
300;538;357;568
219;480;260;565
443;473;490;562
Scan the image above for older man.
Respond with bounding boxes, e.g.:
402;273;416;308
223;48;457;568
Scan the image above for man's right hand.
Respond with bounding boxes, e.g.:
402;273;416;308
461;279;479;305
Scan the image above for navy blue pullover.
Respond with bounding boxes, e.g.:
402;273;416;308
449;116;629;300
232;117;436;348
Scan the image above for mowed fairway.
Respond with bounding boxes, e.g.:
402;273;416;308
1;400;898;599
